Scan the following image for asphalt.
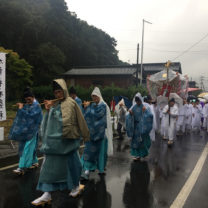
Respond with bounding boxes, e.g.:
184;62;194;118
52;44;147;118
0;131;208;208
0;141;18;159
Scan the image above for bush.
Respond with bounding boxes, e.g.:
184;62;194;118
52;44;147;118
73;84;148;105
33;85;53;101
28;84;148;106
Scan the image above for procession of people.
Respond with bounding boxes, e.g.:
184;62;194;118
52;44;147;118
7;77;208;206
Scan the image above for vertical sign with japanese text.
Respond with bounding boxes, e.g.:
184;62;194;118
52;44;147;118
0;53;6;121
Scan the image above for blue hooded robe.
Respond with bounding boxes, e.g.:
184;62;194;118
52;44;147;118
8;99;43;168
126;103;153;158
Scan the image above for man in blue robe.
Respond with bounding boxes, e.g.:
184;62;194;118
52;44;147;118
32;79;90;206
126;93;153;160
69;86;83;112
81;87;113;179
9;88;43;174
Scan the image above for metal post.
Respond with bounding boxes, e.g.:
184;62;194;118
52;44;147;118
136;43;139;87
140;19;145;85
140;19;152;85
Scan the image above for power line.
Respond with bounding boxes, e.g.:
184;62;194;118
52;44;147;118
171;32;208;61
118;47;208;53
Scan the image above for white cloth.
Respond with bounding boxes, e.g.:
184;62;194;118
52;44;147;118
132;92;143;106
160;106;165;135
192;105;202;130
115;99;127;126
91;87;113;156
176;104;187;132
184;103;192;130
144;102;156;141
202;103;208;129
162;104;178;140
154;104;160;131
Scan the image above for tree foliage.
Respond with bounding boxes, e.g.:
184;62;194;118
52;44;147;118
0;0;122;86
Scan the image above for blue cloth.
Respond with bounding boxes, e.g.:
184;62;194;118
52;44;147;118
126;104;153;158
39;105;80;155
84;102;107;141
9;100;42;142
75;96;84;113
37;104;82;191
37;151;82;192
81;102;107;172
18;134;38;168
81;137;108;173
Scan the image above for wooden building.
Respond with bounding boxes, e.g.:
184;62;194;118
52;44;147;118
63;62;182;88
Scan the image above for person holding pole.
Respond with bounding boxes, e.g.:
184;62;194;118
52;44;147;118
32;79;90;206
9;88;43;175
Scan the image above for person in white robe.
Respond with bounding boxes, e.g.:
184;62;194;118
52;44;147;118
153;101;160;134
162;98;178;145
160;105;167;139
202;101;208;131
143;96;156;142
115;99;127;140
192;99;202;132
185;99;192;134
176;99;187;135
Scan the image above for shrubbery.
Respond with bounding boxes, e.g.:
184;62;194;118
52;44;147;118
32;84;148;105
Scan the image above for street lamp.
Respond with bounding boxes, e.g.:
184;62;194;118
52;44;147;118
140;19;152;85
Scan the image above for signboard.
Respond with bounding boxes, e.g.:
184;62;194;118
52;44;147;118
0;53;6;121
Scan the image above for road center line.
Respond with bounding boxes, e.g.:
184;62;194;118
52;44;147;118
0;156;44;171
170;142;208;208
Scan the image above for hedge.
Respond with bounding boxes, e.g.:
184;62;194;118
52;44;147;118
32;84;148;105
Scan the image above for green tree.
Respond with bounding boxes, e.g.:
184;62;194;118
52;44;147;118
0;47;32;101
0;0;123;86
29;42;66;85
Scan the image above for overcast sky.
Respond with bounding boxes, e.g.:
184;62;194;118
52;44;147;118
66;0;208;88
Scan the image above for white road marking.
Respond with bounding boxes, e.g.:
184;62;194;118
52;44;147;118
0;157;44;171
170;142;208;208
0;145;85;172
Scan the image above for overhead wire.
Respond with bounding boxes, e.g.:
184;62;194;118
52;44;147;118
171;32;208;61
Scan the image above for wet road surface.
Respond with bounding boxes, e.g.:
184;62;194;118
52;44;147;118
0;131;208;208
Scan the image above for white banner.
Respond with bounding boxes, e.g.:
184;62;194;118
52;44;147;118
0;53;6;121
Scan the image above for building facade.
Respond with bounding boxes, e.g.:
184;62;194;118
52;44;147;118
63;62;182;88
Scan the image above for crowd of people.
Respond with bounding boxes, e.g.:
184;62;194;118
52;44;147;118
8;78;206;206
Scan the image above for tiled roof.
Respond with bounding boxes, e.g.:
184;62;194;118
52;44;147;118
64;62;181;76
64;67;136;76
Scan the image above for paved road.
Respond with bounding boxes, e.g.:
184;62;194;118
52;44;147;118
0;131;208;208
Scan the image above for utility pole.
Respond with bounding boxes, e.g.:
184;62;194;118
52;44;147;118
136;43;139;87
140;19;152;85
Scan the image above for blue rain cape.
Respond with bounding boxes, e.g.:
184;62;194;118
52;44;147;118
84;102;107;141
82;102;107;163
126;103;153;138
8;100;43;142
126;103;153;157
40;104;80;155
75;96;84;113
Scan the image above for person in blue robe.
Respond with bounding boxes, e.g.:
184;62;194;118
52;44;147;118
31;79;90;206
126;93;153;160
69;86;84;112
81;87;111;179
8;88;43;174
